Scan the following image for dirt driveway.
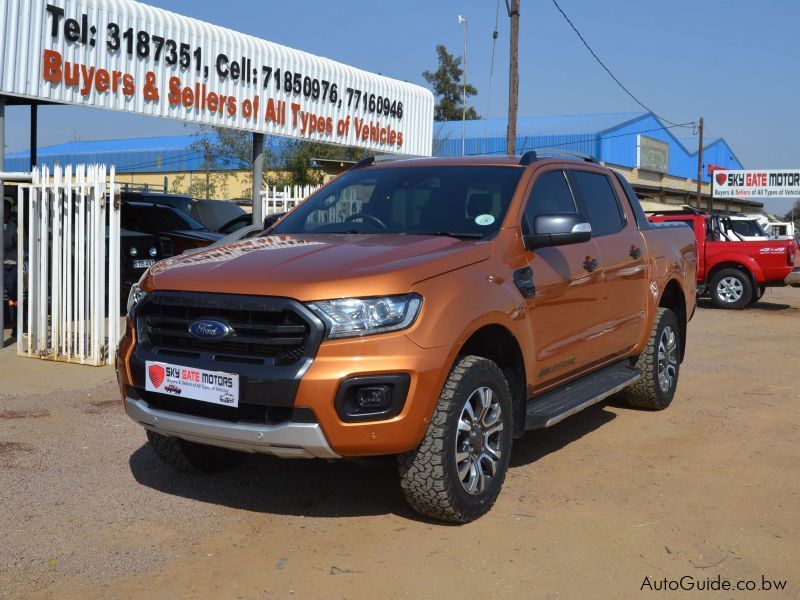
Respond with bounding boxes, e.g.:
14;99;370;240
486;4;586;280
1;288;798;599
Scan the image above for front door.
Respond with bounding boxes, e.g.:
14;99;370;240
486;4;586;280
522;169;607;389
567;168;648;356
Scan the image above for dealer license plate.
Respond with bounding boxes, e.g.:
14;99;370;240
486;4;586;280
145;361;239;407
133;259;155;269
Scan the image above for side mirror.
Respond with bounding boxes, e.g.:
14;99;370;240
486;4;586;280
262;212;286;230
524;212;592;250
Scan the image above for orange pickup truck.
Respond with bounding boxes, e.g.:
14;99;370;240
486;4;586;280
117;153;697;522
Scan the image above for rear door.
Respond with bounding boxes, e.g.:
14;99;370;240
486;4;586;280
567;168;648;356
522;168;606;387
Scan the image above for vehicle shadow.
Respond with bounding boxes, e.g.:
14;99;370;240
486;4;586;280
697;298;793;312
129;443;425;521
509;402;616;468
130;402;619;521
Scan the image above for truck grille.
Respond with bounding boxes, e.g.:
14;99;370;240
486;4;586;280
136;292;313;366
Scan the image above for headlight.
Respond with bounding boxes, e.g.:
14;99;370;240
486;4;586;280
129;246;138;257
148;246;158;257
126;283;147;315
307;294;422;339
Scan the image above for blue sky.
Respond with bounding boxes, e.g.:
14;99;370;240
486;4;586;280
4;0;798;211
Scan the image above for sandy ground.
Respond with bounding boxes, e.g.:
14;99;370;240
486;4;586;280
1;288;799;599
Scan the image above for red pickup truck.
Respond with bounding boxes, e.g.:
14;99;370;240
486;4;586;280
648;208;799;308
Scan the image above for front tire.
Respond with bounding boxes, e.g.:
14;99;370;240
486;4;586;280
626;308;681;410
710;268;752;309
147;430;242;473
398;356;513;523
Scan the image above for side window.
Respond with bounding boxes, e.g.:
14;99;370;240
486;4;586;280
523;170;576;233
567;170;625;237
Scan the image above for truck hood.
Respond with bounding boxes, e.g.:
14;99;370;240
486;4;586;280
143;233;492;300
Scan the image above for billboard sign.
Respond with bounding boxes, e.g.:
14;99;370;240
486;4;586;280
0;0;434;155
712;169;800;199
636;135;669;173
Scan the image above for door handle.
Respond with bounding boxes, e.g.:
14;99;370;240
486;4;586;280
583;257;599;272
629;245;642;259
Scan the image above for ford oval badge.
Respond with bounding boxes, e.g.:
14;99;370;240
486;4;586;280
188;319;233;341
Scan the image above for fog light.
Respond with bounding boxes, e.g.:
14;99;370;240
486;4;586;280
129;246;138;257
356;386;392;410
334;375;410;422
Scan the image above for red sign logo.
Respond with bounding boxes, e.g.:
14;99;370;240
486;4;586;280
148;364;165;388
715;172;727;186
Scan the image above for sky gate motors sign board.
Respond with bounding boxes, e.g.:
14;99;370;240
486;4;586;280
0;0;434;156
713;170;800;199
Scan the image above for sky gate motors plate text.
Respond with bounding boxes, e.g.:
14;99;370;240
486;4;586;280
0;0;433;155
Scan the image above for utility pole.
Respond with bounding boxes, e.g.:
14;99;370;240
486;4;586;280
457;16;468;156
506;0;520;156
252;133;264;226
696;117;704;210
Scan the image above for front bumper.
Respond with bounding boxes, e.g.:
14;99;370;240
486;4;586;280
117;315;454;458
125;395;339;459
785;268;800;287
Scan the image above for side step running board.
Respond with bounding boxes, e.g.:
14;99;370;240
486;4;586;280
525;362;641;430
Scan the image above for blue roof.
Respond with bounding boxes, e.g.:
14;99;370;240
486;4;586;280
3;134;286;173
434;112;743;183
435;112;647;138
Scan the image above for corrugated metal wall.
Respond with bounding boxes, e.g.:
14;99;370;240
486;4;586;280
0;0;434;155
436;133;599;159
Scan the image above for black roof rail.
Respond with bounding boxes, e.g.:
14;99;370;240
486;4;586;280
350;156;375;170
518;148;599;165
536;148;598;163
645;205;709;216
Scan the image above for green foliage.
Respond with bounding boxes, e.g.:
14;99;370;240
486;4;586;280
189;126;370;191
782;199;800;224
423;45;479;121
268;140;369;187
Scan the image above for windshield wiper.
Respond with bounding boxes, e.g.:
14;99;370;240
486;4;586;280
415;231;484;239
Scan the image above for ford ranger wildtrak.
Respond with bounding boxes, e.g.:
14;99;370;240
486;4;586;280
117;153;697;522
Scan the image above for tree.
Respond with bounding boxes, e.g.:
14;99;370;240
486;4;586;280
189;127;260;198
423;45;479;121
268;140;369;187
188;126;370;193
782;199;800;224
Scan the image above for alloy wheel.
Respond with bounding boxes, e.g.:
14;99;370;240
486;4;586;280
716;276;744;303
657;325;678;393
455;386;504;495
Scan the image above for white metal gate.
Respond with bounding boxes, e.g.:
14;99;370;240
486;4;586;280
16;165;121;366
260;185;319;217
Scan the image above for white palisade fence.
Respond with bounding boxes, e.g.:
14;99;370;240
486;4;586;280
260;185;320;217
17;165;122;366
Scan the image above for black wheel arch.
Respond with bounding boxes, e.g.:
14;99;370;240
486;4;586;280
457;325;527;439
658;279;688;362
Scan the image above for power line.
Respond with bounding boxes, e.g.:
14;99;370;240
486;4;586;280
549;0;693;129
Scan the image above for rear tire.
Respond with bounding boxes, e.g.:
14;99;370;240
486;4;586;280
147;430;242;473
710;268;752;309
626;308;681;410
398;356;513;523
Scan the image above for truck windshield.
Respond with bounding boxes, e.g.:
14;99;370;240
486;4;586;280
271;166;524;239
